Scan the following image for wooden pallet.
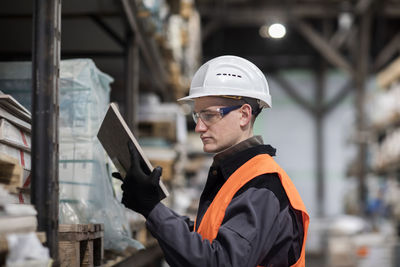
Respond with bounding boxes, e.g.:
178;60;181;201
377;56;400;89
0;152;23;191
138;120;176;142
59;224;104;267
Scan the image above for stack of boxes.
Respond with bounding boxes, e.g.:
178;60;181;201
0;93;31;203
138;93;188;210
0;94;50;265
369;58;400;172
0;59;113;213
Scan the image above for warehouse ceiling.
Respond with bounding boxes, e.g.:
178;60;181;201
198;0;400;73
0;0;400;102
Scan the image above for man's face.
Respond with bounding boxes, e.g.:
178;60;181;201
193;96;244;153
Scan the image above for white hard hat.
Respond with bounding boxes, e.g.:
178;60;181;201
178;55;271;108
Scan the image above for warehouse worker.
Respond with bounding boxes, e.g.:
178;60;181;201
116;55;309;267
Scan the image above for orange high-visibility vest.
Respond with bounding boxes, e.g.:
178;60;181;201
195;154;309;267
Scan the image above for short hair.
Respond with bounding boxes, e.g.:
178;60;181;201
242;97;262;117
218;96;262;124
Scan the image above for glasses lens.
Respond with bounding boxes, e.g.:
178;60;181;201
200;111;220;125
192;112;199;124
193;105;242;126
192;110;221;126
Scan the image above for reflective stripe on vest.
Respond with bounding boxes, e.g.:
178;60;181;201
195;154;309;267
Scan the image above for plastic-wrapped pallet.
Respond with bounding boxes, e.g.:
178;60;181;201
0;59;143;251
0;94;31;203
0;59;111;138
58;59;112;141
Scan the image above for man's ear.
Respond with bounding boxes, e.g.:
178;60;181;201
239;104;252;127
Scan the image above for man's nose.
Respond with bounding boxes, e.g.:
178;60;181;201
195;118;208;132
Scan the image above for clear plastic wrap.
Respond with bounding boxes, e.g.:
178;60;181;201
0;59;143;251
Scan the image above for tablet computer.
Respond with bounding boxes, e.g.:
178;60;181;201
97;103;169;199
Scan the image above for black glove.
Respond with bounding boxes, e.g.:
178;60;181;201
112;140;162;218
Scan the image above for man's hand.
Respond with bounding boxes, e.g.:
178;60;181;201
112;140;162;218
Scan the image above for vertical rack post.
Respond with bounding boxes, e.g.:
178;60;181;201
31;0;61;261
125;32;140;132
355;9;372;212
315;63;325;217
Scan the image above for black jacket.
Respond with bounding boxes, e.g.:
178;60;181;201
146;136;304;267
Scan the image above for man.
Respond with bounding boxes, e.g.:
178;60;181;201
116;55;309;267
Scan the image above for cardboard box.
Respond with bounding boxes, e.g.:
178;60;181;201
59;142;96;184
0;143;30;170
0;118;31;152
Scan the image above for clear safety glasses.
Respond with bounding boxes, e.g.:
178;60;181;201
192;105;242;126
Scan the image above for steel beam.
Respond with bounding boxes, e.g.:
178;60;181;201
373;33;400;71
90;15;126;48
125;32;139;132
120;0;168;97
294;19;355;77
198;4;341;19
324;80;354;115
270;73;315;115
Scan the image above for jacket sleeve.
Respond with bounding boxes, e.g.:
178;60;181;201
145;187;281;267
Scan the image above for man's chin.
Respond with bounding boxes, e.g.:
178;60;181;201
203;144;217;153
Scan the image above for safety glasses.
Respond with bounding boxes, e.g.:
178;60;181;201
192;105;242;126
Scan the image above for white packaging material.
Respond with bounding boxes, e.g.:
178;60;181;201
59;182;93;201
369;82;400;128
0;106;30;133
6;232;50;266
59;142;96;184
0;59;113;140
0;143;30;170
0;118;30;152
59;141;107;202
183;9;202;78
166;15;184;62
4;203;37;216
59;59;112;140
59;88;99;139
372;128;400;170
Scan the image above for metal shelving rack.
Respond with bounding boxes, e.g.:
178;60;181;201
1;0;174;264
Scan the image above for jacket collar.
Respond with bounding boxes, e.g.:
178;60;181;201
212;136;276;181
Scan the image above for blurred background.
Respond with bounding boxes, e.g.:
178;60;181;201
0;0;399;266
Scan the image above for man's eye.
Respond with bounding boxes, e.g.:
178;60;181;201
202;113;217;121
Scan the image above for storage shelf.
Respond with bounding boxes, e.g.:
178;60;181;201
370;115;400;137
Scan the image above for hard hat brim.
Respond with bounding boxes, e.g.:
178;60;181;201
177;88;271;108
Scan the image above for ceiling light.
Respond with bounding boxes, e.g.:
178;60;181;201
268;23;286;39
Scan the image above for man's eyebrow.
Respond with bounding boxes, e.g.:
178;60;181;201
199;106;223;112
194;108;214;113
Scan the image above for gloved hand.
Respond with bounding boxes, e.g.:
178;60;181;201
112;140;163;218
